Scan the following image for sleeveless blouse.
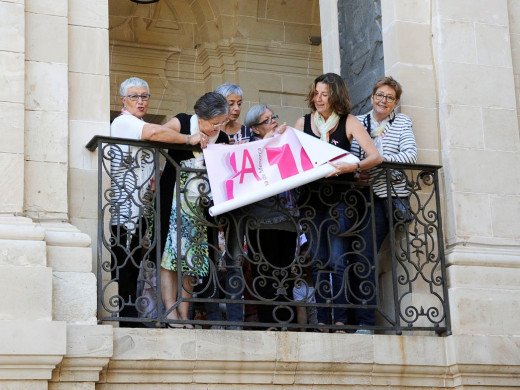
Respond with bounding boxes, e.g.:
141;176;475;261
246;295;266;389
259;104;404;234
303;113;354;182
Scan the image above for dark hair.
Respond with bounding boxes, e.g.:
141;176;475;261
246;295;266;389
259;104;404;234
372;76;403;101
244;104;270;128
305;73;351;116
194;92;230;120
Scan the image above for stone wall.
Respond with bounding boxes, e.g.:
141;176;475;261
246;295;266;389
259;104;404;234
109;0;323;130
0;0;24;214
509;0;520;144
432;0;520;337
0;0;109;387
1;0;520;388
378;0;520;337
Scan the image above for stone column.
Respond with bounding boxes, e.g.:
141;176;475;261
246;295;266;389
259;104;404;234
319;0;340;75
381;0;441;165
50;0;113;386
377;0;520;336
0;0;24;213
68;0;111;244
430;0;520;336
24;0;70;221
0;0;67;385
0;0;112;386
509;0;520;145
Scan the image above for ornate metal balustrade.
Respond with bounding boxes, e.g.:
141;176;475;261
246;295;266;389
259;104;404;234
87;136;450;335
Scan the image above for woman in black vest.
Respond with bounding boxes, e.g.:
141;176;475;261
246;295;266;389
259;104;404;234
294;73;382;332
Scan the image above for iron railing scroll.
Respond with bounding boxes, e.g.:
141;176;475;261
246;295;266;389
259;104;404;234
86;136;451;335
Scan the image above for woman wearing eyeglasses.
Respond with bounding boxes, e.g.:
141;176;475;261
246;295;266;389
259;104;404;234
247;105;284;139
109;77;206;327
241;104;297;328
158;92;231;328
353;76;417;250
350;77;417;331
113;77;207;146
293;73;382;333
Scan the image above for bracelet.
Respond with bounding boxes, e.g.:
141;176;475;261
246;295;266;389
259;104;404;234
356;163;362;174
185;134;191;144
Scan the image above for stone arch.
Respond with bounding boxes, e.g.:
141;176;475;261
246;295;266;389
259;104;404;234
109;0;323;125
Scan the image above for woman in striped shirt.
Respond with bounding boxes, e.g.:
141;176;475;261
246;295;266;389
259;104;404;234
350;76;418;331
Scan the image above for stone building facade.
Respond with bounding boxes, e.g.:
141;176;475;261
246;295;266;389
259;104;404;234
0;0;519;388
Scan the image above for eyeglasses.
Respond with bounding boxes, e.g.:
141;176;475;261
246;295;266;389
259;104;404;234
255;114;279;126
211;119;229;129
373;92;396;103
125;94;151;101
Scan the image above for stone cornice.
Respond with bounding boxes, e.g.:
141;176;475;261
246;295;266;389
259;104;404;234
0;355;64;380
446;241;520;268
98;329;520;388
51;357;110;383
0;216;45;241
0;320;66;380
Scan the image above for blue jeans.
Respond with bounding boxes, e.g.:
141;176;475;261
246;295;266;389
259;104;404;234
309;202;351;325
223;212;246;323
349;192;387;326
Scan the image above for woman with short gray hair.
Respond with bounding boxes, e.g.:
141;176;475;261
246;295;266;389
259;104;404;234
214;82;253;144
244;104;283;139
110;76;206;327
241;104;297;328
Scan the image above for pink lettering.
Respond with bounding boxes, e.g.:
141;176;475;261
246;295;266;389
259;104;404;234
225;152;238;200
225;180;234;200
229;151;237;172
225;150;261;200
300;147;314;171
266;144;299;179
239;149;261;183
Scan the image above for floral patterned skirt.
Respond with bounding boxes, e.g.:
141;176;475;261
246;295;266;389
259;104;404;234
161;157;209;277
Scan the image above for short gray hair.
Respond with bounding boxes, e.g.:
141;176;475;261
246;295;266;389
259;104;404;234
214;83;243;98
119;77;149;96
244;104;269;128
194;92;230;120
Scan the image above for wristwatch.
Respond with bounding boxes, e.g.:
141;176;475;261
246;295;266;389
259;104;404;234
356;163;362;174
185;134;191;144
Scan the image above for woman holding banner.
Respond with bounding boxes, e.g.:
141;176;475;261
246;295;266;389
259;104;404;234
294;73;382;332
159;92;230;328
242;105;298;328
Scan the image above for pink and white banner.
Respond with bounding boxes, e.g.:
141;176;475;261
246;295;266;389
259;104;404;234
203;127;360;216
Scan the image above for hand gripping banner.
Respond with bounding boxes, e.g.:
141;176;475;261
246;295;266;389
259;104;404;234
203;127;360;216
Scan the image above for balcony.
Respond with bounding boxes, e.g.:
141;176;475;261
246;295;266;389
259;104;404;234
87;136;450;335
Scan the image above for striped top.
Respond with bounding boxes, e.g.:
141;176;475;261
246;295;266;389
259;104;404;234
227;125;254;144
351;112;417;198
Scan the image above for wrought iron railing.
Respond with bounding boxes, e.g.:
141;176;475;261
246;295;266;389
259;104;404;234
87;136;450;335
